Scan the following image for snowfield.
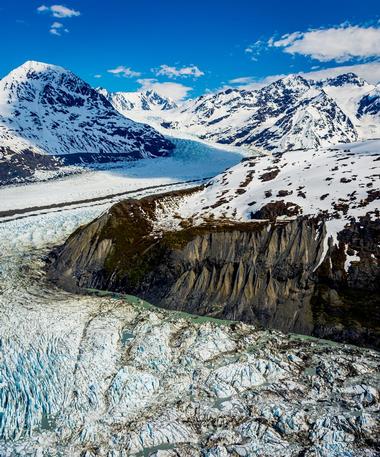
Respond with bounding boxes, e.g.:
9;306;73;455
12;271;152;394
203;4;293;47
153;140;380;243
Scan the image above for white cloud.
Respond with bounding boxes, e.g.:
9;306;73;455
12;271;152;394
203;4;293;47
229;76;258;85
107;66;141;78
94;74;102;79
137;78;192;101
154;64;204;79
49;21;69;36
37;4;80;18
244;40;265;61
299;61;380;84
270;25;380;62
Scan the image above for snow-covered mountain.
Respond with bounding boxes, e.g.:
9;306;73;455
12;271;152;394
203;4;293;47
103;72;379;152
358;86;380;118
0;61;173;158
161;73;380;151
98;87;177;121
317;73;380;139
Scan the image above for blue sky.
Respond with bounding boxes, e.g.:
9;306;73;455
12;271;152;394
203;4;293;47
1;0;379;100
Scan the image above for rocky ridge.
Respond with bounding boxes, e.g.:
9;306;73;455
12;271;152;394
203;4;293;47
98;87;178;114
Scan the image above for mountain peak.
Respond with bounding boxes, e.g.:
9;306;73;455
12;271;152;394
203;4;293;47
21;60;63;70
0;61;173;158
96;87;110;98
322;72;367;88
270;74;310;92
11;60;67;77
101;89;178;114
143;90;177;109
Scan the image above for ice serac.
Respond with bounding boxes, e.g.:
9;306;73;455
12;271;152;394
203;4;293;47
48;142;380;348
0;61;174;158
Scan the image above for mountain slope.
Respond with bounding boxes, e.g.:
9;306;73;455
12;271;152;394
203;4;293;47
0;61;173;158
232;90;357;150
49;139;380;347
98;88;177;123
358;86;380;117
161;75;361;151
318;73;379;139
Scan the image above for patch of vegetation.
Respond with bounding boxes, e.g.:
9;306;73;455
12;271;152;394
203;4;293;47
97;193;268;290
162;220;266;250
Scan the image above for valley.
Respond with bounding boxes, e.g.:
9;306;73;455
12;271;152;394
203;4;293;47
0;58;379;456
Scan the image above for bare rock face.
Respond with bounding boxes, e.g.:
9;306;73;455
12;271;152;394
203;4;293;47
47;192;380;349
0;147;63;185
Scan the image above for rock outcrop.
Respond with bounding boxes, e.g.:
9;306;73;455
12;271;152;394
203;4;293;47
47;192;380;349
0;147;63;185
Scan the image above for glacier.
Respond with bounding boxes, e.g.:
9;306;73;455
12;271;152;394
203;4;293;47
0;138;379;456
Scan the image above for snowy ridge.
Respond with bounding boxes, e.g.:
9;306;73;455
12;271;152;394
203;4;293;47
163;73;378;151
98;88;177;113
0;61;173;158
358;86;380;118
97;87;178;125
106;72;380;152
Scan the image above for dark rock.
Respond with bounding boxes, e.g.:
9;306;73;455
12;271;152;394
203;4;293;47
47;192;380;349
259;168;280;182
0;147;62;185
250;201;302;220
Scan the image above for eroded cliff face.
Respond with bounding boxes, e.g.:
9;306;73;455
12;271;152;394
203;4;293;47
47;193;380;348
142;219;325;336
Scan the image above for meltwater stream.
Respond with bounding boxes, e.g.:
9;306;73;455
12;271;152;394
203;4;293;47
0;140;379;456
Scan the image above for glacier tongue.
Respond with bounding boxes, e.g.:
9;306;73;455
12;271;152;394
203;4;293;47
0;205;379;456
